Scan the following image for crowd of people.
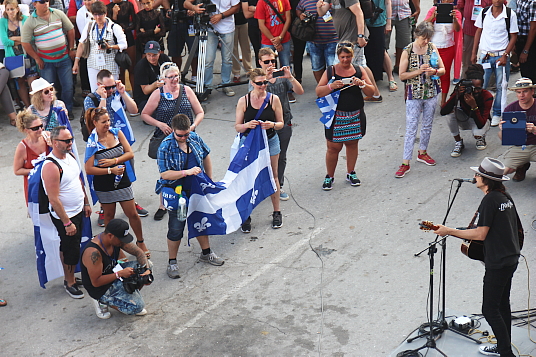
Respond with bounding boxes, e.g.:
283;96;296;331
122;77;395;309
1;0;534;354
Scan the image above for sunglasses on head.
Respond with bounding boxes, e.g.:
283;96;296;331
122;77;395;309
104;85;116;90
56;138;73;144
174;132;189;138
262;59;277;65
42;87;54;95
337;42;353;49
253;80;269;86
28;124;44;131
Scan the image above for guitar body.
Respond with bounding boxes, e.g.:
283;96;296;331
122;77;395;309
461;240;484;262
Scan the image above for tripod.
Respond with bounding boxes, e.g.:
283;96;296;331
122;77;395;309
402;180;481;356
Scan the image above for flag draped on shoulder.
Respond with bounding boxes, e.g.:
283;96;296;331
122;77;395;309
84;127;136;205
316;90;340;129
110;92;136;146
185;125;276;239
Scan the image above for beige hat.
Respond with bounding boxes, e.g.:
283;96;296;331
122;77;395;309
508;77;536;91
29;78;54;95
470;157;510;181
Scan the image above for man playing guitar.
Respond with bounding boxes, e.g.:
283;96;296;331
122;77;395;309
433;157;521;357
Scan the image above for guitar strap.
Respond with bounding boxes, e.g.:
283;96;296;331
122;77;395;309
467;211;478;229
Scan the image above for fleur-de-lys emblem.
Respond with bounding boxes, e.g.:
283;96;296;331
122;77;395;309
250;189;258;204
194;217;212;232
200;183;216;190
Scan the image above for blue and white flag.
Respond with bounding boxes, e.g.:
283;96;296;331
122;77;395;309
27;156;92;289
111;92;135;146
185;125;276;239
316;91;340;129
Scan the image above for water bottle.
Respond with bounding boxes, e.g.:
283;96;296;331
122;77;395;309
176;186;187;221
114;165;124;188
430;52;440;80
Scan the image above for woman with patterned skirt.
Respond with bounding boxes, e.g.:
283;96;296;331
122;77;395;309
315;43;374;190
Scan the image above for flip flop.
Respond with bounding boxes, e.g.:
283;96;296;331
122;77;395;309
389;80;398;92
0;299;7;306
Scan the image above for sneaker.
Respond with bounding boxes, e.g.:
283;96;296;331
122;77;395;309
130;112;140;117
135;203;148;217
513;162;531;182
154;208;167;221
479;345;500;356
272;211;283;229
451;140;464;157
279;189;289;201
223;87;235;97
363;95;383;103
167;259;180;279
288;92;296;103
135;308;148;316
68;112;74;121
65;283;84;299
452;78;460;84
322;175;334;190
475;137;487;150
241;216;251;233
199;251;225;266
395;164;410;178
64;279;83;288
92;299;111;319
346;171;361;186
417;152;436;166
98;210;105;227
491;115;501;127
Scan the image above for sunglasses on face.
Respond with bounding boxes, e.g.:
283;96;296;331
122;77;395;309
165;75;179;80
104;85;116;90
253;80;269;86
42;87;54;95
56;138;73;144
474;173;482;177
262;59;277;65
28;124;44;131
174;132;189;138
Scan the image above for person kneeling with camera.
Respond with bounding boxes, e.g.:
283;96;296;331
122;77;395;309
440;64;493;157
81;218;153;319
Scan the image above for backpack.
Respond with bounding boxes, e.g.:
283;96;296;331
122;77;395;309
340;0;380;20
38;157;63;214
80;93;100;142
481;6;512;39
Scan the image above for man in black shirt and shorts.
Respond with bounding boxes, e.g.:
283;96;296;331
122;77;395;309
434;157;521;357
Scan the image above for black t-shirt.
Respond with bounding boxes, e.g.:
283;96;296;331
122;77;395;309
477;190;520;269
81;240;120;300
133;54;171;104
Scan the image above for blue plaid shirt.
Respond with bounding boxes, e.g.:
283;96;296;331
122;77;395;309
84;92;127;127
155;131;210;194
516;0;536;36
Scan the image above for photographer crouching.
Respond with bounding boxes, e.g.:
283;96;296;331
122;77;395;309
440;64;493;157
81;219;153;319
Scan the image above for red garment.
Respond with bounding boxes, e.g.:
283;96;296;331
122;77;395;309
254;0;291;45
100;0;139;13
457;0;492;36
21;139;48;205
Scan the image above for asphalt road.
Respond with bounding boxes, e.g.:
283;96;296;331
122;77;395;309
0;25;535;357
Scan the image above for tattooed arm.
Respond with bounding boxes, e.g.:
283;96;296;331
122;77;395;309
82;247;134;287
121;242;150;272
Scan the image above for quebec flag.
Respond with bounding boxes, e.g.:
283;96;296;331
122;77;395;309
185;125;276;239
110;92;135;146
27;110;92;288
316;91;340;129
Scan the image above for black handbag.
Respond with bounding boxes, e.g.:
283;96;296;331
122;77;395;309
290;14;317;42
115;51;132;69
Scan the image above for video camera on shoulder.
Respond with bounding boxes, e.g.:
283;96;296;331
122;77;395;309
123;264;154;294
458;79;474;94
193;0;217;26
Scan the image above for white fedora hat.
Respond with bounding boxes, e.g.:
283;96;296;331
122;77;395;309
29;78;54;95
470;157;510;181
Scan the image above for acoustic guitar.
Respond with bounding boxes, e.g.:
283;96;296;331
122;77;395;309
419;220;485;262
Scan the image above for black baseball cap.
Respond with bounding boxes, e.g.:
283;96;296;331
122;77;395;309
106;219;134;243
144;41;161;54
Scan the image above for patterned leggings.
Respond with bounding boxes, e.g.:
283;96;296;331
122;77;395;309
404;97;438;161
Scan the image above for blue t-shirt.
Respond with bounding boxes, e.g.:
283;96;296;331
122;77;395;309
365;0;387;27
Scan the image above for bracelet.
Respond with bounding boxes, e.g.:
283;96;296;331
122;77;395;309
182;170;186;177
471;106;479;111
107;167;111;175
64;221;73;227
84;204;90;206
328;83;332;91
75;56;80;60
434;69;438;75
114;157;118;165
115;272;120;279
359;84;366;89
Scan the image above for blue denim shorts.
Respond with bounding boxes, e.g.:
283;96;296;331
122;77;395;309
240;132;280;156
167;209;187;242
306;42;337;72
98;261;146;315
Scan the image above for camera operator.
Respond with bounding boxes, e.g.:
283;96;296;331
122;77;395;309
184;0;241;97
162;0;198;79
440;64;493;157
81;218;152;319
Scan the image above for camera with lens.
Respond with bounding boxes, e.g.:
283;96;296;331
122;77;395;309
193;0;217;25
302;10;316;22
122;264;154;294
459;79;474;94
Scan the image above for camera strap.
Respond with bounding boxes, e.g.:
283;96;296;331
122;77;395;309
95;20;107;42
263;0;286;24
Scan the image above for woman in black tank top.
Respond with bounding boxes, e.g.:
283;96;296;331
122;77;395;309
235;68;285;230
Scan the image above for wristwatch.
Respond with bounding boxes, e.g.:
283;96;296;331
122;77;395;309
523;49;529;54
357;34;365;38
70;47;77;51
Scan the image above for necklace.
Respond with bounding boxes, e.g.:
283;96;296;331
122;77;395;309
8;19;19;29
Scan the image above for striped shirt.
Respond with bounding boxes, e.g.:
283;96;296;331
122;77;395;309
296;0;338;44
21;8;74;62
391;0;411;20
516;0;536;36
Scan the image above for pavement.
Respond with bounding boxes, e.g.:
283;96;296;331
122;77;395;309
1;30;535;357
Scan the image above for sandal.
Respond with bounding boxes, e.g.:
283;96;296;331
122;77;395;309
0;299;7;306
136;240;151;260
389;80;398;92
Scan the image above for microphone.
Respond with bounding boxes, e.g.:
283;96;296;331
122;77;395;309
453;178;476;184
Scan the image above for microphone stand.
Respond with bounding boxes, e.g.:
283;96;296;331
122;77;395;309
405;181;480;355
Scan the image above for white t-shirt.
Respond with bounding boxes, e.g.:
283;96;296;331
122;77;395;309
210;0;240;34
76;6;94;34
431;23;455;49
42;153;84;220
475;5;519;52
